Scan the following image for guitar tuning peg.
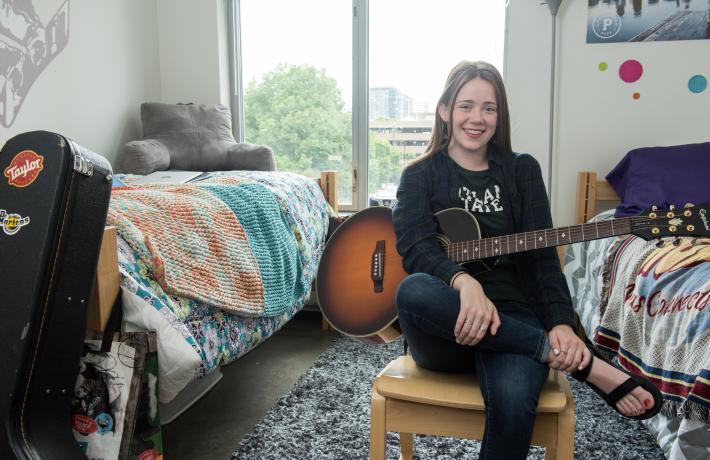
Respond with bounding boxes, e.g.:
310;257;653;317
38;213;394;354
669;204;676;211
684;203;694;208
673;237;682;246
656;239;665;248
651;205;658;211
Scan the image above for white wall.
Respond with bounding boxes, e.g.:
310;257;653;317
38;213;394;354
504;0;553;200
505;0;710;225
1;0;162;166
156;0;231;106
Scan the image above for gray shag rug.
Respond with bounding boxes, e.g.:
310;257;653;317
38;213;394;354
232;336;665;459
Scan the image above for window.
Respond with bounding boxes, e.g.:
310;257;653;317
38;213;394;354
235;0;353;205
231;0;506;210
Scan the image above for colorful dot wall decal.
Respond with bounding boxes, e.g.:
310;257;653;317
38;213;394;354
633;92;640;100
599;62;608;71
619;59;643;83
688;75;707;93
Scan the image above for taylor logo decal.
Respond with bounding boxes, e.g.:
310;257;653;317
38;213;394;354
4;150;44;187
0;209;31;236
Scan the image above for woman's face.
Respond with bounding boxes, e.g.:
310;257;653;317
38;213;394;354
439;77;498;159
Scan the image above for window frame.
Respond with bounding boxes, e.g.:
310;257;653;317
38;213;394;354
351;0;368;211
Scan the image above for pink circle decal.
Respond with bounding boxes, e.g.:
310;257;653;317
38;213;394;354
619;60;643;83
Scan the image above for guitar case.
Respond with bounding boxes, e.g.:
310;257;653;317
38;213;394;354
0;131;112;459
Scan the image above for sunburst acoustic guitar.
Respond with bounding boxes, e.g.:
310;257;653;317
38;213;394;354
316;205;710;343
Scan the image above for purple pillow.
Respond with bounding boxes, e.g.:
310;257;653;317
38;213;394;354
606;142;710;217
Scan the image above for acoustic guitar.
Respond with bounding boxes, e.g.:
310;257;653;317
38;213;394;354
316;204;710;343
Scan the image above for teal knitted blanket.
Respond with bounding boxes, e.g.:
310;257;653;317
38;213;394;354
202;181;305;317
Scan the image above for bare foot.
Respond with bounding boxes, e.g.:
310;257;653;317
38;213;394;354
583;357;654;417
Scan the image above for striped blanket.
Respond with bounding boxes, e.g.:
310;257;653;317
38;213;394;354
108;175;307;317
597;235;710;423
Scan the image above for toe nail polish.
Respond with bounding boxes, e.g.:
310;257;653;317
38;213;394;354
645;398;651;407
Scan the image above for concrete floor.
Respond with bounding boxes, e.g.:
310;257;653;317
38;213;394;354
161;310;338;460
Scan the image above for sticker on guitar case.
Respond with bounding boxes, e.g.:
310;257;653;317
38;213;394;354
3;150;45;188
0;209;30;235
94;412;114;435
72;415;98;435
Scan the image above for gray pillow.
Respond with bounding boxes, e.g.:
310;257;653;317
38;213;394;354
119;102;276;174
118;139;170;175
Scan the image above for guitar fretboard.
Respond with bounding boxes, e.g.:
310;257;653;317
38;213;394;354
446;218;632;263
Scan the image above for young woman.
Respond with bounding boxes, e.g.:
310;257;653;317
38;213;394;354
392;61;662;459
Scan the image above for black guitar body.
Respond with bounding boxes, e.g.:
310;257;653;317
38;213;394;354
0;131;112;459
435;207;492;276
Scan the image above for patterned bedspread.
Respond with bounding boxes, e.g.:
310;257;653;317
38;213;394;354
598;235;710;423
112;171;331;402
563;210;616;335
565;214;710;459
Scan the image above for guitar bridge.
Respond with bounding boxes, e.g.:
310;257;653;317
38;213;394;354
371;240;385;293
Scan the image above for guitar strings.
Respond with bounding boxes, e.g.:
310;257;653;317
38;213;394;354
442;216;694;259
372;214;700;260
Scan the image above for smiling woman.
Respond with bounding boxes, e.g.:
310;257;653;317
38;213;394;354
231;0;507;211
385;59;664;460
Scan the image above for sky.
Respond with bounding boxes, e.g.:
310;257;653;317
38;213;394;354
240;0;506;112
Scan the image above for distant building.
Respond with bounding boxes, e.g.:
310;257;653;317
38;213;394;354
369;87;413;121
369;119;433;160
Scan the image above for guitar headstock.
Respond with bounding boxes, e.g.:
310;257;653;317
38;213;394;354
631;204;710;240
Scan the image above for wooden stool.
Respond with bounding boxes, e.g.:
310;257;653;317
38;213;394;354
370;355;575;459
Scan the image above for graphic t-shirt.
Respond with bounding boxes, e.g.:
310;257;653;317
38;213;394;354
454;165;528;304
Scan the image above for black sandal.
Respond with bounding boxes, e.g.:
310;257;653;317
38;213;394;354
571;341;664;421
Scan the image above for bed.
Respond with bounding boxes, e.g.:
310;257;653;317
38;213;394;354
565;164;710;459
89;170;338;423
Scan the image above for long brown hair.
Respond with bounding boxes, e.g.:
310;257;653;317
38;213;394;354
413;61;512;164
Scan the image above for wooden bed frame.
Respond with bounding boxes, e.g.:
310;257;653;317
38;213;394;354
88;170;339;332
575;171;619;224
547;172;619;266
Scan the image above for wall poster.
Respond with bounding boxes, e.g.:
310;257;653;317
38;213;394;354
587;0;710;44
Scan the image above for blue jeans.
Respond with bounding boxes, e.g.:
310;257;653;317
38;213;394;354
395;273;551;460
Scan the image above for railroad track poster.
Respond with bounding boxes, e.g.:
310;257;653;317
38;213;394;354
587;0;710;43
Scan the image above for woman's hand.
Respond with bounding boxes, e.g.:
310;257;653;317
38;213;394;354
452;273;500;346
547;325;591;372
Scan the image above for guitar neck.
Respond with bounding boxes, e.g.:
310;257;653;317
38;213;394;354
447;217;633;263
